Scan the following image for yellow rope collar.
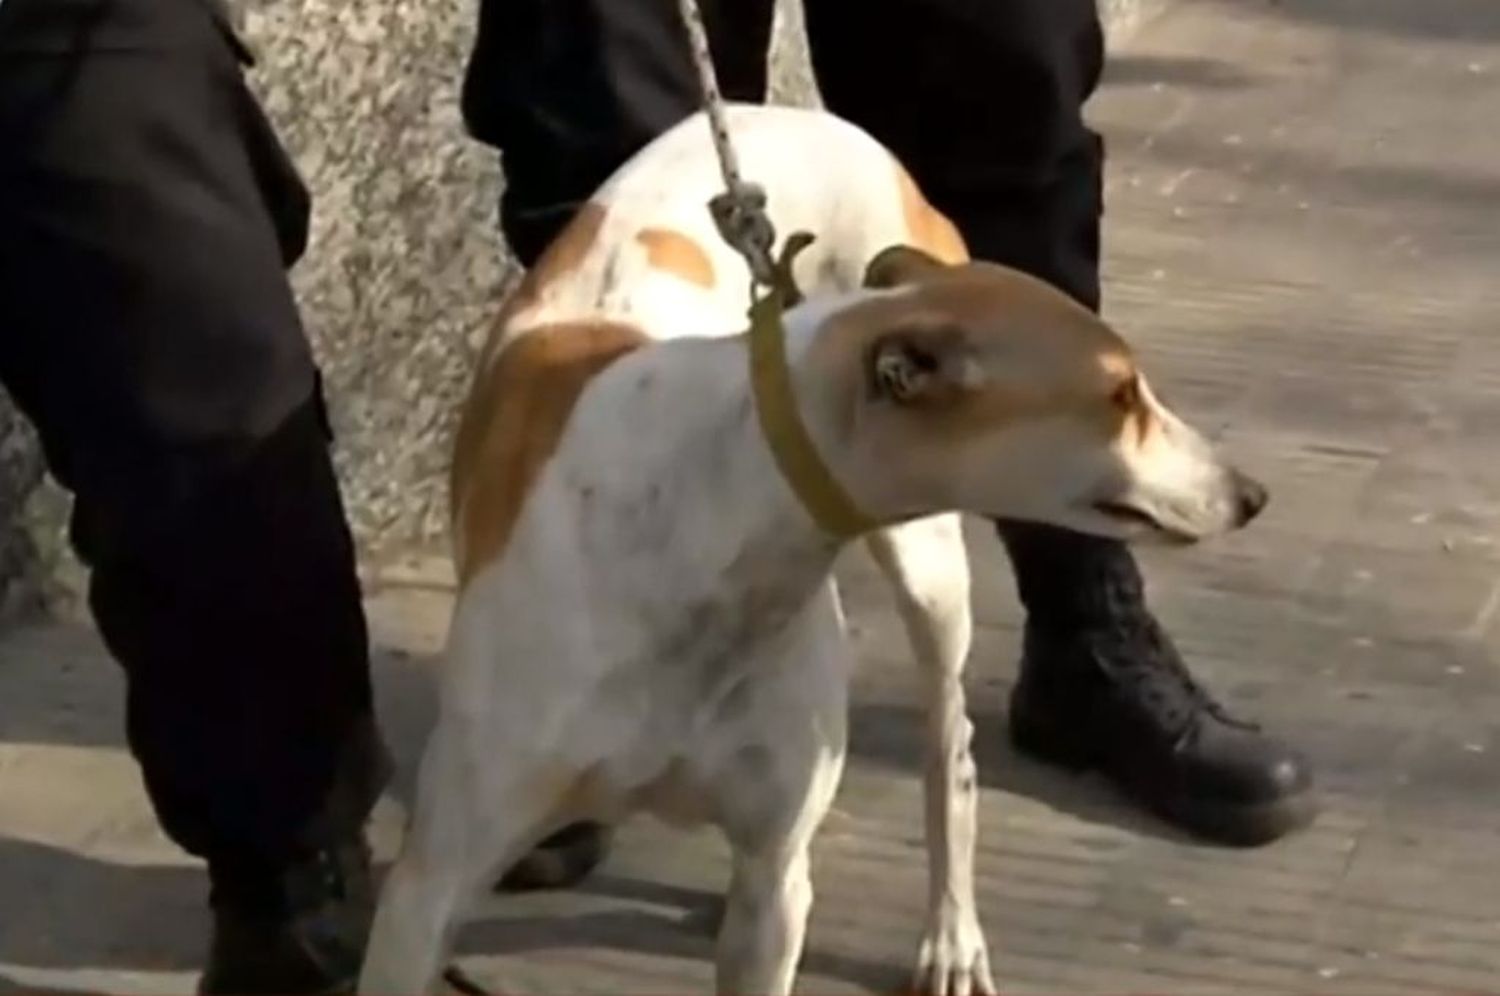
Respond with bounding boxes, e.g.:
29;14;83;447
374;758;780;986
746;288;878;541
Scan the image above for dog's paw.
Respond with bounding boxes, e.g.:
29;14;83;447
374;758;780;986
913;910;996;996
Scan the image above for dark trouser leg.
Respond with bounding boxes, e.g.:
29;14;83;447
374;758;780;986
0;0;389;986
461;0;776;266
804;0;1105;309
804;0;1314;846
459;0;777;889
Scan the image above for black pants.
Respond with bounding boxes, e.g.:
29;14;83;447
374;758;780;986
461;0;1106;310
0;0;388;901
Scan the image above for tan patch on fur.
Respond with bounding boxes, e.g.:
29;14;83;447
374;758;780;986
1112;375;1158;449
451;320;648;586
478;203;609;369
636;227;716;289
893;160;970;265
1131;407;1158;448
1099;351;1135;380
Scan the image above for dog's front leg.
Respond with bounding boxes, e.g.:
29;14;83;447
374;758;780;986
714;646;847;996
913;670;992;996
868;515;995;996
359;724;484;994
360;698;575;992
716;842;815;996
361;726;573;993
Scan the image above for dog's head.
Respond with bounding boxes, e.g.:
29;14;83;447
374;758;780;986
806;245;1266;543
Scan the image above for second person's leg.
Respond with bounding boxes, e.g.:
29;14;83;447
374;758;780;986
803;0;1316;846
461;0;777;267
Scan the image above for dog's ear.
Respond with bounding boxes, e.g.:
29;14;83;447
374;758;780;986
862;244;951;289
868;324;987;405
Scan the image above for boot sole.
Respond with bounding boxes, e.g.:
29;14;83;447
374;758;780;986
1009;715;1319;848
1157;786;1319;848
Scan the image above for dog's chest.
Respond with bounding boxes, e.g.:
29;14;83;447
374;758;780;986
612;651;822;832
656;576;811;675
586;558;838;818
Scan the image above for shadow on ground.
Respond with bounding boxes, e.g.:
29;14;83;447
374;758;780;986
0;838;204;974
848;701;1200;848
0;833;905;993
456;871;906;993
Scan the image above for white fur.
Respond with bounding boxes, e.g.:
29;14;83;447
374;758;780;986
362;105;994;996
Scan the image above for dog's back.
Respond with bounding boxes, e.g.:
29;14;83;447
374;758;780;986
493;103;964;344
450;104;964;584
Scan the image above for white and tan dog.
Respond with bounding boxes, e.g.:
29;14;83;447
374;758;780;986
359;104;1266;996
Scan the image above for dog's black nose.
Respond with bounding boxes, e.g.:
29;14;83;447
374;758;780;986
1231;469;1269;526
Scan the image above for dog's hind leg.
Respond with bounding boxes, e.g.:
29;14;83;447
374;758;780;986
866;514;995;996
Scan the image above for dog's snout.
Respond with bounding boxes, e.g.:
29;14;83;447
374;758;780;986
1231;469;1269;526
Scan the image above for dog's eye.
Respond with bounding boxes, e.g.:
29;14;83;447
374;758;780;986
1111;375;1140;412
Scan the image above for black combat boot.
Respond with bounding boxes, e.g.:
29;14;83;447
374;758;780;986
199;836;374;995
1000;522;1317;846
494;821;612;892
199;824;610;995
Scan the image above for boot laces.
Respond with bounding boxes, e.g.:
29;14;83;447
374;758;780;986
1090;615;1259;737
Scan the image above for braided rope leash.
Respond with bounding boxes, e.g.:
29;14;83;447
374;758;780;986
673;0;782;296
674;0;875;538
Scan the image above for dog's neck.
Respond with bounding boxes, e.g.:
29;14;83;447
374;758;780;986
735;293;877;546
593;304;874;629
692;325;851;560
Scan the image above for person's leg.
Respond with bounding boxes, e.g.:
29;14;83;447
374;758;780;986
459;0;778;887
461;0;777;267
803;0;1315;845
0;0;389;987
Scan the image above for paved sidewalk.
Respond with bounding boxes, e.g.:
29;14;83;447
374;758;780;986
6;0;1500;991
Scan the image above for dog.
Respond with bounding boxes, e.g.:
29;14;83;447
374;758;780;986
358;103;1267;996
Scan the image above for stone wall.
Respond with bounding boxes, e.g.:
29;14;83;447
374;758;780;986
0;0;1164;618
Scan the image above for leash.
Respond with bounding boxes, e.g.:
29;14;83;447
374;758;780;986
674;0;877;540
673;0;781;296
